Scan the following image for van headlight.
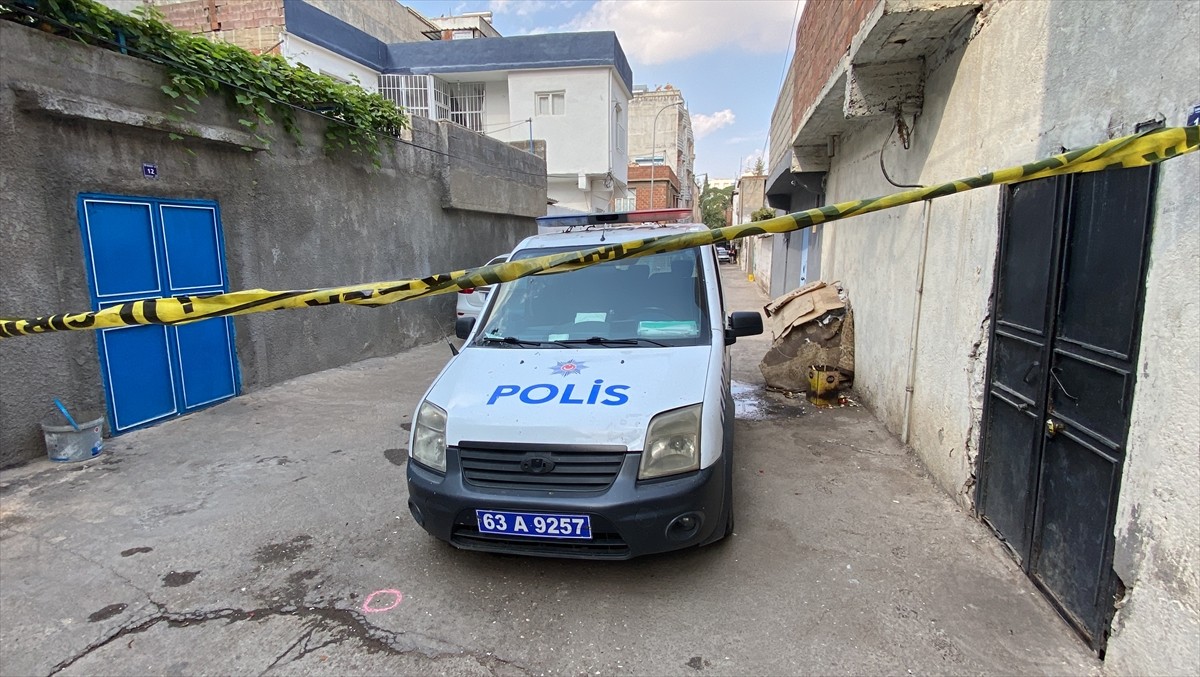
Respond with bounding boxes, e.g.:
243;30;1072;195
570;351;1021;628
639;404;702;480
411;401;447;472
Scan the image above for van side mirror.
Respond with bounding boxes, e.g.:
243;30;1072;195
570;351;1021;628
725;311;763;345
455;316;477;340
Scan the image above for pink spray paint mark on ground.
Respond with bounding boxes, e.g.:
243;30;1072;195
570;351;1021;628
361;589;404;613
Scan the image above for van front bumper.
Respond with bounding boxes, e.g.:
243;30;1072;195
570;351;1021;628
406;449;728;560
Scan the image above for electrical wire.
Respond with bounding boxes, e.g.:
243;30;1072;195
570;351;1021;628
2;5;551;178
756;0;804;171
880;111;923;189
483;119;531;134
483;118;530;129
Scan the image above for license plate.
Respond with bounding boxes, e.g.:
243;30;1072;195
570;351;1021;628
475;510;592;540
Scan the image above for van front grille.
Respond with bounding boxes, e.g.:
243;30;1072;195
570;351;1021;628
455;445;627;492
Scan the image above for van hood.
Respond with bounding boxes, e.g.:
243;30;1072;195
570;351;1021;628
426;346;712;450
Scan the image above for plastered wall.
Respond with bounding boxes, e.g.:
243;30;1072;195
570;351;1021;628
815;1;1198;670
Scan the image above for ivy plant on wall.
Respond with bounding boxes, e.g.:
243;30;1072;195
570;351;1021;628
0;0;409;166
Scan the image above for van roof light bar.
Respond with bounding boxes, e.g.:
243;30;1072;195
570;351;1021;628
536;208;692;229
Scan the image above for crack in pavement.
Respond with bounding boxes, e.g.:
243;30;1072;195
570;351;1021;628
46;601;532;677
7;526;161;612
8;531;529;676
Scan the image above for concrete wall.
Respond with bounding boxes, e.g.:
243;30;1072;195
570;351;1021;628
751;235;773;296
813;0;1198;671
0;20;544;467
735;175;767;224
302;0;435;44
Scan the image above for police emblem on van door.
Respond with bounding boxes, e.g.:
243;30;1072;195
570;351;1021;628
552;360;587;377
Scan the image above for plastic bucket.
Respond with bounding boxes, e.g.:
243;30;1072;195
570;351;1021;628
41;414;105;463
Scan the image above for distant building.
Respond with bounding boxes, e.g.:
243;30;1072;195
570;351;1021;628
732;173;767;225
627;85;697;209
104;0;440;86
624;164;679;211
120;0;632;213
731;172;771;286
381;33;633;213
423;11;502;40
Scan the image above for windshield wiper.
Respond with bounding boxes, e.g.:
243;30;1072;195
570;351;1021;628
559;336;668;347
479;335;544;347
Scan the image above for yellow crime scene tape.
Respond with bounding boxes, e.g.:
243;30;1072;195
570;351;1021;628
1;126;1196;340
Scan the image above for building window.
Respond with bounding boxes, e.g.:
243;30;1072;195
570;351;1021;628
536;91;565;116
379;75;484;133
448;82;485;132
379;74;431;119
616;191;636;211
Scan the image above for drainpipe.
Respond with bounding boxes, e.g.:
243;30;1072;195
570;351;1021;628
901;199;932;446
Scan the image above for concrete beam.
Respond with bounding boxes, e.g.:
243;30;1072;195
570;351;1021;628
791;145;831;173
844;59;925;119
10;81;269;150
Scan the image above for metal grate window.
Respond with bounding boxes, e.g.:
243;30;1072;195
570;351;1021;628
432;80;450;121
448;82;485;132
378;74;430;118
378;75;485;133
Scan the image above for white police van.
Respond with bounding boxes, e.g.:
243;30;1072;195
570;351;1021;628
406;215;763;559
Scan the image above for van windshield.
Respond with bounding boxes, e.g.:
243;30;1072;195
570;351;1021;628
475;246;711;348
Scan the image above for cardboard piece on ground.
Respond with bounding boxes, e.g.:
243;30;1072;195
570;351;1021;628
758;281;855;393
762;281;846;341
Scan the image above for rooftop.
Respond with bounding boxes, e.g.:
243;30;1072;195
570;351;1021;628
283;0;632;91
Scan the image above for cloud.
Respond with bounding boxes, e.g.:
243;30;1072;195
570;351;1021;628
724;132;766;145
562;0;800;65
490;0;579;17
692;109;736;138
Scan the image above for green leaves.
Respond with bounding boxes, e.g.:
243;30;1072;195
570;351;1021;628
12;0;410;165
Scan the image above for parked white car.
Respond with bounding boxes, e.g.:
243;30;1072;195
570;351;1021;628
407;221;763;559
455;255;508;320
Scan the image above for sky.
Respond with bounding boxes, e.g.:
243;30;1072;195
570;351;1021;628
401;0;805;182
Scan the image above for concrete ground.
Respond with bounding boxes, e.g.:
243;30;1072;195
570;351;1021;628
0;268;1097;676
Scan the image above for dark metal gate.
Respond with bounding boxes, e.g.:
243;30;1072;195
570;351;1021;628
976;165;1155;652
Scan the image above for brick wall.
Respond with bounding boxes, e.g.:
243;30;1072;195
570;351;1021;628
627;164;680;209
791;0;879;135
152;0;286;53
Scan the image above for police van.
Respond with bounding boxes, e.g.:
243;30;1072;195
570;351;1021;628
406;212;763;559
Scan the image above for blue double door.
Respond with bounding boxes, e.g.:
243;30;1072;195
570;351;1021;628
79;195;239;432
